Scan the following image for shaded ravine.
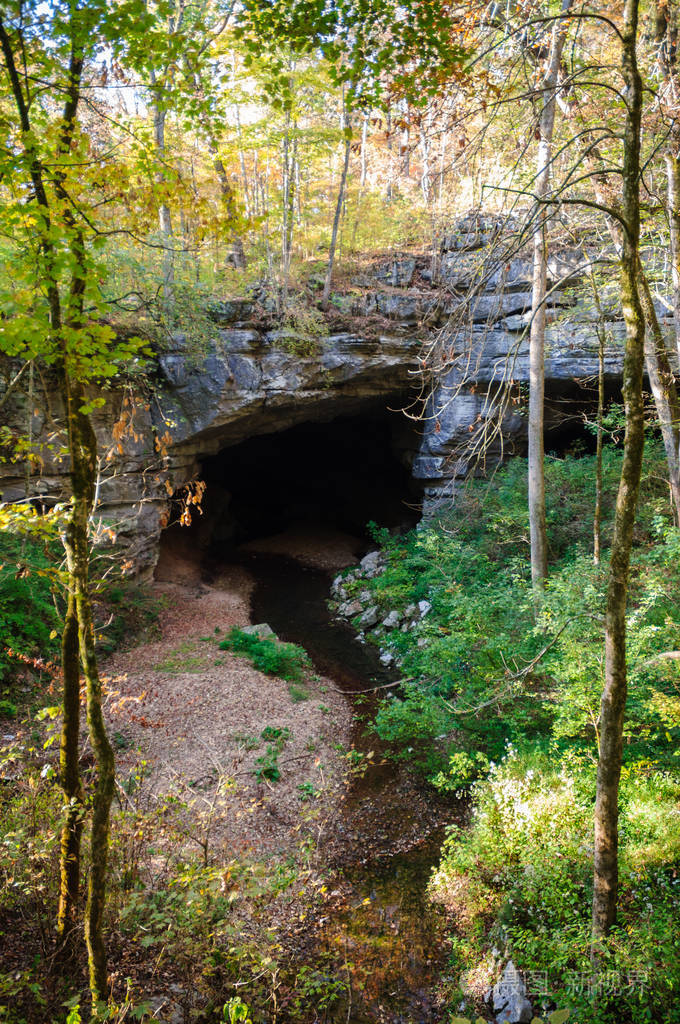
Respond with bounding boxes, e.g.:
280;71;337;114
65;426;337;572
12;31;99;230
237;550;460;1024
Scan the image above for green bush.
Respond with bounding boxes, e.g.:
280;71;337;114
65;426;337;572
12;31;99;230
432;747;680;1023
219;628;310;682
349;442;680;778
0;530;61;681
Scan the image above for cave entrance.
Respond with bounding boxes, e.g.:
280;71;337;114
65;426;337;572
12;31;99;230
158;400;421;575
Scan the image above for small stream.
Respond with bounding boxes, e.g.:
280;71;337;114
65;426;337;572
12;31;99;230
234;550;458;1024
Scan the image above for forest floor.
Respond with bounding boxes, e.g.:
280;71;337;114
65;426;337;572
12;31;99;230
99;529;456;1023
103;533;355;859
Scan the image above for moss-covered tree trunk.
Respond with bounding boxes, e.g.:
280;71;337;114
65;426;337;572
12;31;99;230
67;384;115;1005
592;0;645;944
657;0;680;364
0;16;88;950
0;15;116;1011
56;567;84;944
590;274;606;567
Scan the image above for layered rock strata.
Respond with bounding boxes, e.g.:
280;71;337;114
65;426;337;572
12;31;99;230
2;217;664;574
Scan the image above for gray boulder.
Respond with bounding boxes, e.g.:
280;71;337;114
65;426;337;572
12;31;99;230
359;605;380;628
241;623;276;638
492;961;533;1024
360;550;382;575
339;599;363;618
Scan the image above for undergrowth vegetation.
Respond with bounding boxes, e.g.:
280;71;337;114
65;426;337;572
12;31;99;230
0;754;338;1024
0;531;61;684
219;628;311;682
341;442;680;779
338;439;680;1022
0;526;162;687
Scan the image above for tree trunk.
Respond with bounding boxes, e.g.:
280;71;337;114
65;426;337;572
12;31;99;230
592;0;645;945
321;130;352;310
235;104;251;219
212;149;247;269
528;0;574;588
638;269;680;522
657;0;680;362
67;381;115;1008
281;109;292;308
149;70;175;304
590;274;606;566
360;114;368;187
666;154;680;363
56;570;84;945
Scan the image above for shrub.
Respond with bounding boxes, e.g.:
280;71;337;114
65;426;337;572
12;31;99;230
218;628;310;682
431;747;680;1023
0;530;61;682
354;442;680;778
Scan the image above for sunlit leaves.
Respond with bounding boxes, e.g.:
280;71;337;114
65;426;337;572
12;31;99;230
236;0;470;113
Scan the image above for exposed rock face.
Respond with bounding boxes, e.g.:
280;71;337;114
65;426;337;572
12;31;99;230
2;216;660;576
0;321;424;576
491;961;534;1024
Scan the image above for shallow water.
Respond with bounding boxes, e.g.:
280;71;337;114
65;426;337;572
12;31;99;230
236;550;457;1024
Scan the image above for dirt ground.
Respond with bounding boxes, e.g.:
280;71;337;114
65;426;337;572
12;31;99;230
239;524;363;571
105;542;354;858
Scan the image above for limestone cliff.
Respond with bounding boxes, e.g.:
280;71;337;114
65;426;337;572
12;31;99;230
2;219;667;575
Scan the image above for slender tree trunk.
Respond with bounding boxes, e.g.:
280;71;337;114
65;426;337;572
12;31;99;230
235;104;251;219
321;128;352;310
281;109;292;308
529;219;549;585
528;0;574;588
638;269;680;522
288;135;297;249
657;0;680;362
420;122;431;203
212;148;247;269
386;107;394;203
591;283;606;567
351;115;369;251
360;114;368;187
149;70;175;304
56;570;84;945
400;101;410;178
595;332;605;566
592;0;646;945
666;154;680;362
294;143;302;226
66;381;115;1008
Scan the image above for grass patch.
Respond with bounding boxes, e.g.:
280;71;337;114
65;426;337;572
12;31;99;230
219;628;310;682
255;726;291;782
153;641;206;673
288;682;310;702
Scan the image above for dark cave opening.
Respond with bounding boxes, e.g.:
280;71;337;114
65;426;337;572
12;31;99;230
543;380;623;458
167;402;422;560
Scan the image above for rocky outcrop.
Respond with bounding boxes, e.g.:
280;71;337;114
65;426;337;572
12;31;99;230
329;552;432;667
412;225;675;513
0;315;425;576
2;215;662;575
